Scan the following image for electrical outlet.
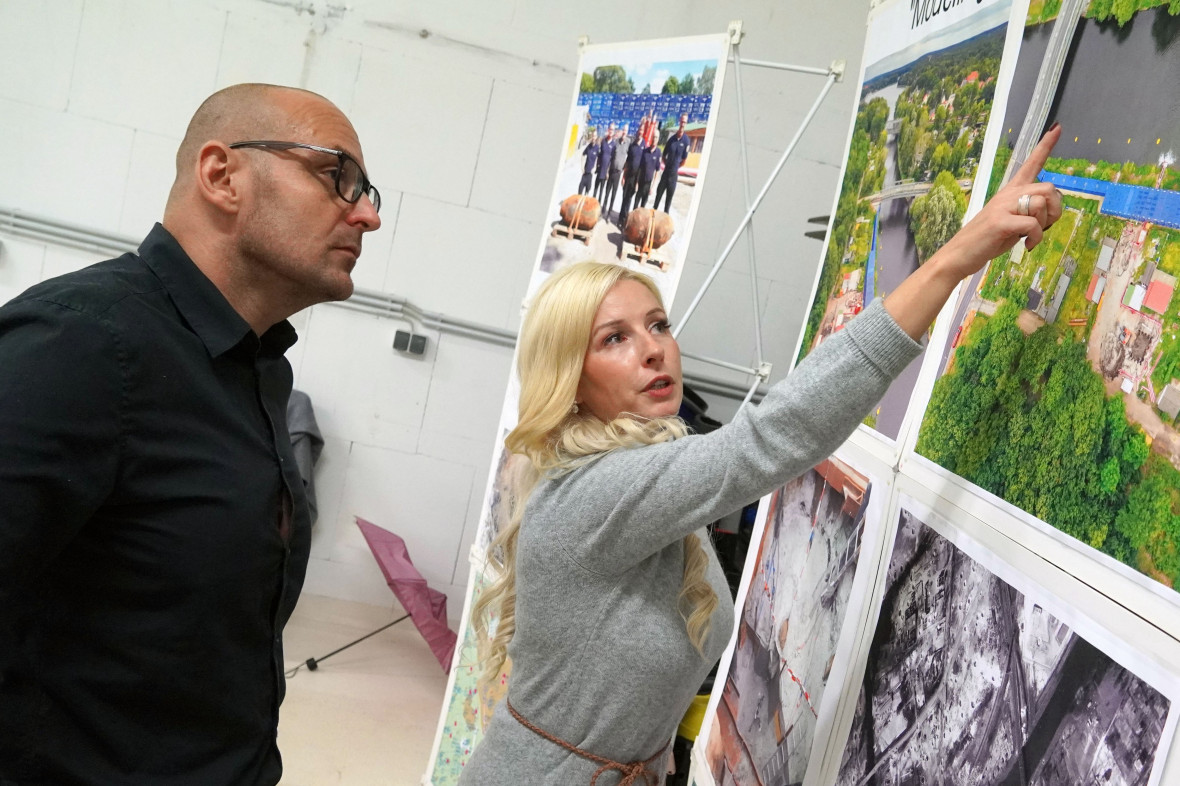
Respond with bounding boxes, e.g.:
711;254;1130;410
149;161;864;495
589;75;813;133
393;330;428;356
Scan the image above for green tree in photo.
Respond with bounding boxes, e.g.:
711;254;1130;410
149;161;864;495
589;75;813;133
661;75;680;94
592;65;634;94
910;171;967;262
987;143;1013;200
930;142;953;176
1113;0;1137;24
1088;0;1114;18
898;123;918;178
1115;460;1173;551
950;133;971;178
942;120;962;146
915;296;1180;582
697;64;716;95
580;73;595;93
847;130;871;198
918;130;937;176
678;73;696;95
970;133;984;164
958;81;979;111
981;79;996;104
918;303;1022;471
862;98;889;141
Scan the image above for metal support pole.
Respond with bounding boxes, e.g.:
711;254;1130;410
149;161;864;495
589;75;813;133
674;72;840;339
731;42;766;368
739;374;763;409
726;58;836;77
680;349;760;377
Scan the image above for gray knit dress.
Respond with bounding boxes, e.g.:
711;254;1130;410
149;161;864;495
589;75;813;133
459;300;922;785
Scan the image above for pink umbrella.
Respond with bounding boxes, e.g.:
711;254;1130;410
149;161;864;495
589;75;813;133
355;517;457;673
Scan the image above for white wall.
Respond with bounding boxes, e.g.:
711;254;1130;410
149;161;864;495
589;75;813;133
0;0;871;617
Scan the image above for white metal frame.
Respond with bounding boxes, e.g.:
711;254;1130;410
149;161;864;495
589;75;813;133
672;20;845;410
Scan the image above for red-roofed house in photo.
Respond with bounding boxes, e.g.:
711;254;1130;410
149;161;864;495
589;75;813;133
1144;279;1174;314
965;70;979;83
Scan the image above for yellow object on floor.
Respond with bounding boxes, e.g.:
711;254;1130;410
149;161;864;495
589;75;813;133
676;693;710;742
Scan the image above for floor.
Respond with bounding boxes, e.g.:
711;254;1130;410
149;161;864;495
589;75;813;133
278;593;450;786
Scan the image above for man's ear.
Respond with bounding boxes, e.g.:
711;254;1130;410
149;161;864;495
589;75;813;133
195;141;242;215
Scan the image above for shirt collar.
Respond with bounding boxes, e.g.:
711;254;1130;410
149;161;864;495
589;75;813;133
139;224;298;359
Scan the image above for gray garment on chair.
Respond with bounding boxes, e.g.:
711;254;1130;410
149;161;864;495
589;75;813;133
287;389;324;525
459;299;922;785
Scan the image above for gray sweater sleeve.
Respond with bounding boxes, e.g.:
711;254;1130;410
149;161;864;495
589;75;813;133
539;299;922;576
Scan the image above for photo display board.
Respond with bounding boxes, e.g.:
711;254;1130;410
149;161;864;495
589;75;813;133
796;0;1017;445
430;7;1180;785
911;0;1180;605
425;568;508;783
701;453;892;786
836;496;1178;786
475;32;732;558
535;34;732;307
694;1;1180;784
425;32;731;785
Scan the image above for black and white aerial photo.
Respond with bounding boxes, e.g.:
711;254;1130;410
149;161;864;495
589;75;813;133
837;507;1171;785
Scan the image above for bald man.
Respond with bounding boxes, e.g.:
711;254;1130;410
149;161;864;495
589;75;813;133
0;84;380;785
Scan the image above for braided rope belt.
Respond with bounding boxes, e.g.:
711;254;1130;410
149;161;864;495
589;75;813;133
505;699;667;786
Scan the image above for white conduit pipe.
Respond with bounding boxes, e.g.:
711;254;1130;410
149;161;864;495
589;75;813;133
0;207;764;403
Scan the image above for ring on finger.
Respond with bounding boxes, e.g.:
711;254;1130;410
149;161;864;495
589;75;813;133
1017;194;1032;216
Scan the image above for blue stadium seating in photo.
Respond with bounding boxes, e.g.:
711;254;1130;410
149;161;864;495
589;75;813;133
578;92;712;129
1038;170;1180;230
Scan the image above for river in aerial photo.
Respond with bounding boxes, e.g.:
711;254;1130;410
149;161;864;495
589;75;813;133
1002;7;1180;168
858;80;927;440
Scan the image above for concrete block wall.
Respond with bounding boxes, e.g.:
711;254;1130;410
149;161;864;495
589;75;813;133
0;0;871;617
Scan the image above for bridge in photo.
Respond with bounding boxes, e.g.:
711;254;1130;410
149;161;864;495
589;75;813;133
1002;0;1088;184
866;177;974;206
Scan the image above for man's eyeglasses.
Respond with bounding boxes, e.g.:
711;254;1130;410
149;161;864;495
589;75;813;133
229;140;381;213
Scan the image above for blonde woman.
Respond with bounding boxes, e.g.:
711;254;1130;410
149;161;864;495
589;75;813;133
462;127;1063;785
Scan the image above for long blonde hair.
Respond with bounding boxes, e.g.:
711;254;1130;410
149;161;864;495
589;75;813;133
473;262;719;687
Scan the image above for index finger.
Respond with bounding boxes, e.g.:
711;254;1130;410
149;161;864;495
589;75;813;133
1012;123;1063;185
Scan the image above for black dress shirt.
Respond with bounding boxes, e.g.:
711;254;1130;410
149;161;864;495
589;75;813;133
0;224;311;785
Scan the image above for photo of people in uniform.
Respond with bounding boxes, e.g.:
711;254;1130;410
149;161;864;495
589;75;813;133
538;36;728;304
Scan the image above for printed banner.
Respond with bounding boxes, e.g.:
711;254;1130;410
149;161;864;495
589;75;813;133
912;0;1180;602
532;34;731;307
424;33;731;786
837;498;1177;786
424;568;511;783
796;0;1016;442
697;453;891;786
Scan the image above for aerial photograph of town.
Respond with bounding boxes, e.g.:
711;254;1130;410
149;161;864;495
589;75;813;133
916;0;1180;593
837;507;1171;786
797;0;1012;439
705;459;876;785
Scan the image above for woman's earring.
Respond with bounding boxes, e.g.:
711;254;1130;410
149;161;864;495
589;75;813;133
571;401;579;414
